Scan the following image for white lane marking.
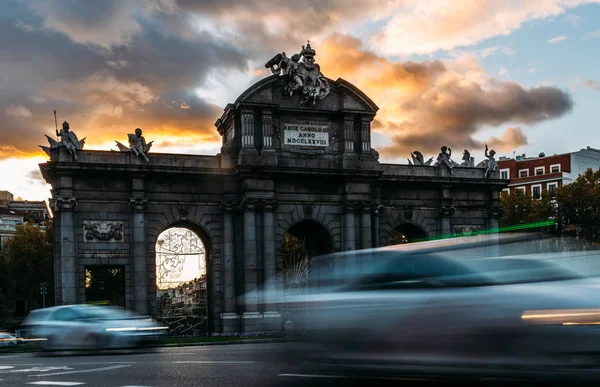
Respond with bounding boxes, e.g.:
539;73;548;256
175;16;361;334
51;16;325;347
174;361;256;364
278;373;429;381
28;382;85;386
0;366;14;370
121;385;152;387
11;367;73;373
31;364;132;377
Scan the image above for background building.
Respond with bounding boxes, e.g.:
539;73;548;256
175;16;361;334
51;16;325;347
497;146;600;199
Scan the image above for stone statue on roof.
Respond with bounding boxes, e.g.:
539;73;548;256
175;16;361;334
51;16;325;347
116;128;153;162
40;120;86;161
434;146;454;174
265;41;331;106
407;151;433;166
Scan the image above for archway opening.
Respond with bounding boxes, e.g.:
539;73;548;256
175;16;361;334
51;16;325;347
155;226;208;335
281;220;334;327
386;223;429;245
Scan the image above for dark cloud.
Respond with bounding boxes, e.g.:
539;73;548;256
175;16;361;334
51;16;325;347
0;0;249;158
315;34;571;160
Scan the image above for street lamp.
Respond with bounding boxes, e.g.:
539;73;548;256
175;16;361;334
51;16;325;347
40;282;48;308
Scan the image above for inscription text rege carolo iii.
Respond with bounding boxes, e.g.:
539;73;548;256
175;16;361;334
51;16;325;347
284;123;329;146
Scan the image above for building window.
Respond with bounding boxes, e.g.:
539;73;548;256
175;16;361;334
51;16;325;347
501;188;510;196
500;168;510;180
519;169;529;178
532;184;542;200
534;167;545;176
550;164;561;173
547;182;558;197
516;186;526;194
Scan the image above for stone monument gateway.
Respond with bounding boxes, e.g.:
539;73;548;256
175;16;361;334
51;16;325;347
40;43;508;333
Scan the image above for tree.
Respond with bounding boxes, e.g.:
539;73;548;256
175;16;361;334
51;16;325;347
500;189;554;227
555;168;600;242
4;220;54;312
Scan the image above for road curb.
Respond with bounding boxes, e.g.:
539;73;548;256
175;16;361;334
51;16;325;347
152;337;298;348
0;337;299;354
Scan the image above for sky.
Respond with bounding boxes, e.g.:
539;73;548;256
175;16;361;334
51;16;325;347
1;0;599;201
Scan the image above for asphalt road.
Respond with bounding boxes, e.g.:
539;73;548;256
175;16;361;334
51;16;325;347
0;343;588;387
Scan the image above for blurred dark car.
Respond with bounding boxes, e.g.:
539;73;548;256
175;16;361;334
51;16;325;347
22;304;168;351
282;235;600;381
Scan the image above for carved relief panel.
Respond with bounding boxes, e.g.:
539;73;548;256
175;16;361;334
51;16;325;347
83;221;124;242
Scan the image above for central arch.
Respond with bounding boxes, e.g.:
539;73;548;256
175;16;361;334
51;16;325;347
281;220;334;328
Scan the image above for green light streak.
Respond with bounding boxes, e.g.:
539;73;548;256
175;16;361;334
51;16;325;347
414;220;557;243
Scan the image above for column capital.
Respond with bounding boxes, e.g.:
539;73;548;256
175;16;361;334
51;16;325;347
240;198;259;212
54;196;78;212
263;199;278;211
343;201;359;213
373;204;385;216
220;200;237;214
439;205;455;217
487;205;503;219
129;197;148;212
361;202;375;213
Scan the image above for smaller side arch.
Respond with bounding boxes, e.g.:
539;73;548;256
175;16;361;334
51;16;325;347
381;221;430;245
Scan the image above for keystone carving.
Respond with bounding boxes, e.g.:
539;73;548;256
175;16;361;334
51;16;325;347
304;204;313;218
129;197;148;212
403;206;413;222
178;205;189;220
83;221;123;242
439;205;456;217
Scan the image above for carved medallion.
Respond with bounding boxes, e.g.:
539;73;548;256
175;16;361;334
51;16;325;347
83;221;124;242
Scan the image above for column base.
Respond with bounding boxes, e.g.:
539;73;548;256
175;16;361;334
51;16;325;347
262;311;282;331
241;312;264;332
220;313;241;333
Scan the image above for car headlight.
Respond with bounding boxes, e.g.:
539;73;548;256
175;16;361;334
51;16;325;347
522;308;600;325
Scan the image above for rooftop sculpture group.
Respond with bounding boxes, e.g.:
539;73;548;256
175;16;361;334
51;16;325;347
39;117;154;162
265;41;330;106
408;144;499;178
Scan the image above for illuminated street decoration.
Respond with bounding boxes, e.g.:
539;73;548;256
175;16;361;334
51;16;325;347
156;228;205;289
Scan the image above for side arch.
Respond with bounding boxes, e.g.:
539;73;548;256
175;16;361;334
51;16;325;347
147;214;218;333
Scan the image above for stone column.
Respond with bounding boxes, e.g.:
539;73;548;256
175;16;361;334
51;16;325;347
361;203;372;249
343;201;357;277
54;196;78;305
439;206;455;236
373;204;383;248
241;110;255;148
440;185;454;237
242;199;262;330
130;196;148;315
343;116;355;153
487;205;503;257
262;112;273;149
220;201;237;322
262;200;280;328
360;117;371;153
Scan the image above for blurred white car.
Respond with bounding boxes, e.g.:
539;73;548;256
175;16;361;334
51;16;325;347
282;235;600;381
22;304;168;351
0;332;18;346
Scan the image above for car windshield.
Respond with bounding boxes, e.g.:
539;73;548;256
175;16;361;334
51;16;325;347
78;306;128;320
464;258;583;285
344;253;583;290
